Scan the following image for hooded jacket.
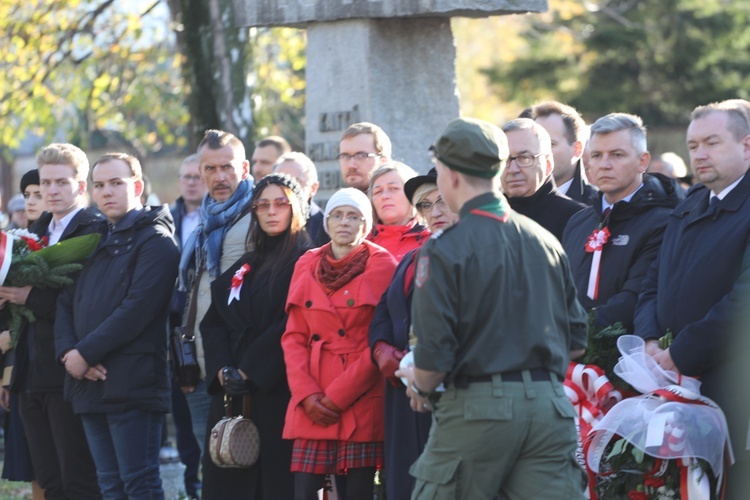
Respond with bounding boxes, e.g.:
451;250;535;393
55;205;179;414
562;173;684;332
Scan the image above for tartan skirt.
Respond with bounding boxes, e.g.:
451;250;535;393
290;439;384;474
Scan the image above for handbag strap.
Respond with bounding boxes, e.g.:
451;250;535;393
224;393;251;418
183;270;203;340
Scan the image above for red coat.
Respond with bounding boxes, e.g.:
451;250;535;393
282;241;397;442
368;218;430;262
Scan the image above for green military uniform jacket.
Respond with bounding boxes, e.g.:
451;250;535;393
411;192;587;384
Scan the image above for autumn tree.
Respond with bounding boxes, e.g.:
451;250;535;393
483;0;750;125
0;0;189;154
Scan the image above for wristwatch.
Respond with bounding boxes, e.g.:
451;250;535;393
411;381;431;398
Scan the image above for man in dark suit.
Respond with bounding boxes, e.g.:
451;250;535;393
520;101;599;206
501;118;586;241
562;113;683;332
0;143;101;498
635;101;750;498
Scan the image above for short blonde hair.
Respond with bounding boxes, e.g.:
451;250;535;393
37;143;89;181
368;161;418;199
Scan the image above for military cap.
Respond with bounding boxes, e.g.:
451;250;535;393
431;118;509;179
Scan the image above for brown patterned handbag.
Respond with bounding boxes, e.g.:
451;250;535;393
209;394;260;468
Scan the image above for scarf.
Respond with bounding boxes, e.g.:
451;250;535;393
179;178;254;288
315;243;369;295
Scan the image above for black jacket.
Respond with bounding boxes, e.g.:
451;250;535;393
564;159;599;206
199;237;308;499
634;174;750;465
305;201;330;248
507;177;586;241
11;209;105;393
563;173;683;332
55;205;179;414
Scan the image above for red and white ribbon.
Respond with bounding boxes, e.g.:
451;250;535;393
0;232;13;286
564;362;625;500
227;263;250;305
585;227;609;300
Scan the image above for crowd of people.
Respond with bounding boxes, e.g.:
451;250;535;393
0;97;748;500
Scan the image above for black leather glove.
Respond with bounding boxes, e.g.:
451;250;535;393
222;366;249;396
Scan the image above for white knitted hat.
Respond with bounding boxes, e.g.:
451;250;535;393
323;188;373;236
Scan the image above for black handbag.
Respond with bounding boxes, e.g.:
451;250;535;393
170;326;201;387
170;272;202;386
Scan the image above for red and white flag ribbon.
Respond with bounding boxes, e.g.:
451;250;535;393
0;232;13;286
585;227;610;300
227;263;250;305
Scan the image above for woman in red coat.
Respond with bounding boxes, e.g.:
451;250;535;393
282;187;397;500
368;162;430;262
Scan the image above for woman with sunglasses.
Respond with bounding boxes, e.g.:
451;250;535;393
281;188;397;500
368;162;431;262
368;168;459;500
200;174;312;499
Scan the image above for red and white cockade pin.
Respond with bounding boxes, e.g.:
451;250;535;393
228;263;251;305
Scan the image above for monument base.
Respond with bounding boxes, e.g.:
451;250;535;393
306;17;459;198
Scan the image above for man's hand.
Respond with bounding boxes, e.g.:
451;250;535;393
644;339;663;357
83;364;107;382
653;348;679;373
373;341;406;387
62;349;90;379
0;387;9;412
301;392;340;426
0;330;11;354
0;286;32;306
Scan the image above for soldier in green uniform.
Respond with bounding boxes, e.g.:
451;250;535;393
397;117;588;500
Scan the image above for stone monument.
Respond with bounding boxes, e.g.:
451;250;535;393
234;0;547;199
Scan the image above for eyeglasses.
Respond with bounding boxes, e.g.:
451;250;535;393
337;152;381;162
252;198;291;213
415;197;447;215
179;174;202;182
326;212;366;225
508;153;545;168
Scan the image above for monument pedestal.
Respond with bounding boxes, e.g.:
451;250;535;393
306;17;458;196
233;0;547;198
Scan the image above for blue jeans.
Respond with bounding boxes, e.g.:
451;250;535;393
184;380;211;453
81;410;164;500
171;381;201;497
